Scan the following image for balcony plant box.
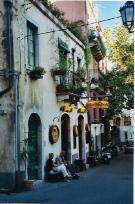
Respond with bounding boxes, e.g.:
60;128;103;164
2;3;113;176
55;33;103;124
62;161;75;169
51;58;72;77
75;68;86;82
29;66;46;80
53;69;67;76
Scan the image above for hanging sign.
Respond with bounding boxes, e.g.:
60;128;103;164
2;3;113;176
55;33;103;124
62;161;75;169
49;125;59;144
60;105;73;112
86;100;109;109
77;107;87;113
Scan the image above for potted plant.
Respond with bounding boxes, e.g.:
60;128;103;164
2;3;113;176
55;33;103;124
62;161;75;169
75;67;86;82
51;58;72;76
75;82;87;95
20;138;33;191
29;66;46;80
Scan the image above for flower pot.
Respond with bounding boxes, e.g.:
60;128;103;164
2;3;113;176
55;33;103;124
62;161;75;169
80;77;86;82
29;73;43;80
24;180;33;191
56;85;65;92
53;69;67;75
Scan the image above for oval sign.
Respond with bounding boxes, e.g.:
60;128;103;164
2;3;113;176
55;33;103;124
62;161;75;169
49;125;59;144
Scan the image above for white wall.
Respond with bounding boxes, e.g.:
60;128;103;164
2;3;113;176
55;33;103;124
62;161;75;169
13;0;87;178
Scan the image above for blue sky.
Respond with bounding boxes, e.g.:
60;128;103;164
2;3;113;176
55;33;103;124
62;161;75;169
93;1;125;31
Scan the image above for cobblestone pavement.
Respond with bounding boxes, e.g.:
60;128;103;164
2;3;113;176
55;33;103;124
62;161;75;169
0;153;133;204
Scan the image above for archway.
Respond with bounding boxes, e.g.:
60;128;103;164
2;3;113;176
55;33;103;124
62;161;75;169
78;115;84;159
61;114;70;161
28;114;42;180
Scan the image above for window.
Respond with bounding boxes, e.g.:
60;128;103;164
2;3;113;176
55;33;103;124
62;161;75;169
59;49;67;69
27;22;38;68
77;57;81;69
58;38;70;85
59;49;67;85
124;117;131;126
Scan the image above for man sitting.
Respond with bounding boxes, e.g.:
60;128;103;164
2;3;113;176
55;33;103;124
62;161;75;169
45;153;71;182
56;151;80;179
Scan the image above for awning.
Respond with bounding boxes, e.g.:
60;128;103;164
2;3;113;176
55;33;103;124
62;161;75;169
58;38;70;53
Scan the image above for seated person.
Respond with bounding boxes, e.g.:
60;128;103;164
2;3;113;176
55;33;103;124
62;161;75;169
56;151;80;179
46;153;71;182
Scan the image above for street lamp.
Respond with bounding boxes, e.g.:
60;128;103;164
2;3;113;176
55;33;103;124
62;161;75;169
119;1;134;33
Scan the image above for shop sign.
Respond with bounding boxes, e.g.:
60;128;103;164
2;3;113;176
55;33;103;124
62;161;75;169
77;107;87;113
49;125;59;144
60;105;73;112
86;100;109;109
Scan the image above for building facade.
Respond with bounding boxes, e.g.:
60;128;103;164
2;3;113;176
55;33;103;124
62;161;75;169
51;0;107;151
0;0;90;190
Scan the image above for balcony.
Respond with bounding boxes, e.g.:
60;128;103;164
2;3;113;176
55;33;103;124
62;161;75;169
88;31;106;62
90;69;106;94
54;70;87;103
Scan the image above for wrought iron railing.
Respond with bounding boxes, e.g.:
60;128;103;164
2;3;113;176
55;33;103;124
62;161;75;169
56;70;87;95
88;31;106;61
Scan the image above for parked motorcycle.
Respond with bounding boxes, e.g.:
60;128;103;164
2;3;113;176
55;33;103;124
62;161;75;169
99;147;111;164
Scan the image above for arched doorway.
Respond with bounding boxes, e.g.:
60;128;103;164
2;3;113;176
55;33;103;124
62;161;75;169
28;114;42;180
61;114;70;161
78;115;84;159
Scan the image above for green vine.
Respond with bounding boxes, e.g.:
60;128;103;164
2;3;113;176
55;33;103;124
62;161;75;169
84;39;92;66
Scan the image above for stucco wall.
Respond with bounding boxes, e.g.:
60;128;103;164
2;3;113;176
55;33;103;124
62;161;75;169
14;0;87;179
0;0;90;189
0;0;16;189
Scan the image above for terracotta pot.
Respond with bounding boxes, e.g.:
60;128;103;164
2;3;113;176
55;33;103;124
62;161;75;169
24;180;33;191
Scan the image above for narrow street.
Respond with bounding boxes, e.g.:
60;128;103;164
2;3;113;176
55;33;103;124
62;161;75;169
0;153;133;204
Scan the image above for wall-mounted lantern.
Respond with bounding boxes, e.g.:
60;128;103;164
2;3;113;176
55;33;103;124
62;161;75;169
119;1;134;33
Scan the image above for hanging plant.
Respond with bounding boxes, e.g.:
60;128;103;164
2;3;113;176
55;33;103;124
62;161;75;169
75;67;86;82
29;66;46;80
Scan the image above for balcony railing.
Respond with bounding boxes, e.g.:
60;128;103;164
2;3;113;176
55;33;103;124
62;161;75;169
55;70;87;96
88;31;106;62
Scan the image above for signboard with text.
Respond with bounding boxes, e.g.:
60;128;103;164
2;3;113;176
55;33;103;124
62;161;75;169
86;100;109;109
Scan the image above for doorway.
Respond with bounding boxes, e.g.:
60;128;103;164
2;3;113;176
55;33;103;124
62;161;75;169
61;114;70;161
78;115;84;159
28;114;42;180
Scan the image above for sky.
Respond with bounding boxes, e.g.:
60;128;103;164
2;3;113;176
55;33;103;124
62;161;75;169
93;1;125;31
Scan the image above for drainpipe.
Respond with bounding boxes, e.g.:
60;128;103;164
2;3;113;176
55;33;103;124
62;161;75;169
15;72;20;191
3;0;20;190
72;48;75;86
0;0;13;97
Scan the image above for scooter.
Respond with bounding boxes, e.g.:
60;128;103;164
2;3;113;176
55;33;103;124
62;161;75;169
100;148;111;164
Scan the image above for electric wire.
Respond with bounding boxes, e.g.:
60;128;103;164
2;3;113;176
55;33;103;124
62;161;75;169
20;16;121;40
0;15;121;40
